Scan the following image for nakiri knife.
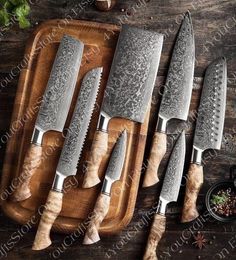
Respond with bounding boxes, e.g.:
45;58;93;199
83;24;163;188
143;131;185;260
32;67;102;250
13;35;84;202
143;11;194;188
181;57;227;223
83;129;127;245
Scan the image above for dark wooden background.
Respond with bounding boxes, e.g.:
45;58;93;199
0;0;236;259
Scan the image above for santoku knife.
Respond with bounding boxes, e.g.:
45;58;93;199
181;57;227;223
32;67;102;250
83;24;163;188
83;129;127;245
143;131;185;260
13;35;84;201
143;11;194;188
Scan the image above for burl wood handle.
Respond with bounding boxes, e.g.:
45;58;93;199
143;132;167;188
83;130;108;188
143;214;166;260
13;143;42;201
32;190;63;250
181;163;204;223
83;193;110;245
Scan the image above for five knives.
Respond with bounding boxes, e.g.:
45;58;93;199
32;67;102;250
181;57;227;223
83;129;127;245
82;24;163;188
143;131;185;260
13;35;84;201
143;11;195;188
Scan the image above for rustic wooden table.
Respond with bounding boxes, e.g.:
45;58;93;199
0;0;236;259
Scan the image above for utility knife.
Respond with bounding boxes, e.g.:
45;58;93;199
143;131;185;260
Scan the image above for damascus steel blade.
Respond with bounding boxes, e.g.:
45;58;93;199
193;57;227;151
159;11;195;121
102;24;163;123
103;129;127;184
35;35;84;133
160;131;186;203
56;67;102;176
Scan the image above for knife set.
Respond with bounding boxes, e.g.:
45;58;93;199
10;24;163;250
142;12;227;260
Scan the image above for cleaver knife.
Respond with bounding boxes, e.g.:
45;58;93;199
143;131;185;260
83;129;127;245
143;11;195;188
181;57;227;223
13;35;84;201
83;24;163;188
32;67;102;250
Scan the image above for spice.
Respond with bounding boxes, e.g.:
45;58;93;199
210;188;236;217
192;231;207;249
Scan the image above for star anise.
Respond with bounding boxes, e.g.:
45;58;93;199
192;231;207;249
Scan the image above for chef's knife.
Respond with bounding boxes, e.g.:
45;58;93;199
32;67;102;250
143;131;185;260
13;35;84;201
83;24;163;188
143;11;194;188
181;57;227;223
83;129;127;245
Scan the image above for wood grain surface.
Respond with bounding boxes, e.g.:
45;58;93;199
0;0;236;259
0;19;150;236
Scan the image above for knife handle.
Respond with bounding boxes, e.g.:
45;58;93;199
143;214;166;260
181;163;203;223
32;190;63;250
83;130;108;188
83;193;110;245
143;132;167;188
13;144;43;201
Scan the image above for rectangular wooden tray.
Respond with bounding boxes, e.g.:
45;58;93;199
0;19;150;234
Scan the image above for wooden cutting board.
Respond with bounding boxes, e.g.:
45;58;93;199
0;19;150;235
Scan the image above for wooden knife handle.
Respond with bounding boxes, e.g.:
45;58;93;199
32;190;63;250
181;163;203;223
143;132;167;188
83;130;108;188
143;214;166;260
13;143;42;201
83;193;110;245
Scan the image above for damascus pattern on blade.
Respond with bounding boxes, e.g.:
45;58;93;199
193;57;227;151
159;12;194;121
102;24;163;123
105;130;127;182
36;35;84;132
56;68;102;176
160;132;185;202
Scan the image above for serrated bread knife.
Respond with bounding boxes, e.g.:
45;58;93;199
143;11;195;188
83;129;127;245
181;57;227;223
13;35;84;201
143;131;185;260
32;67;102;250
83;24;163;188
